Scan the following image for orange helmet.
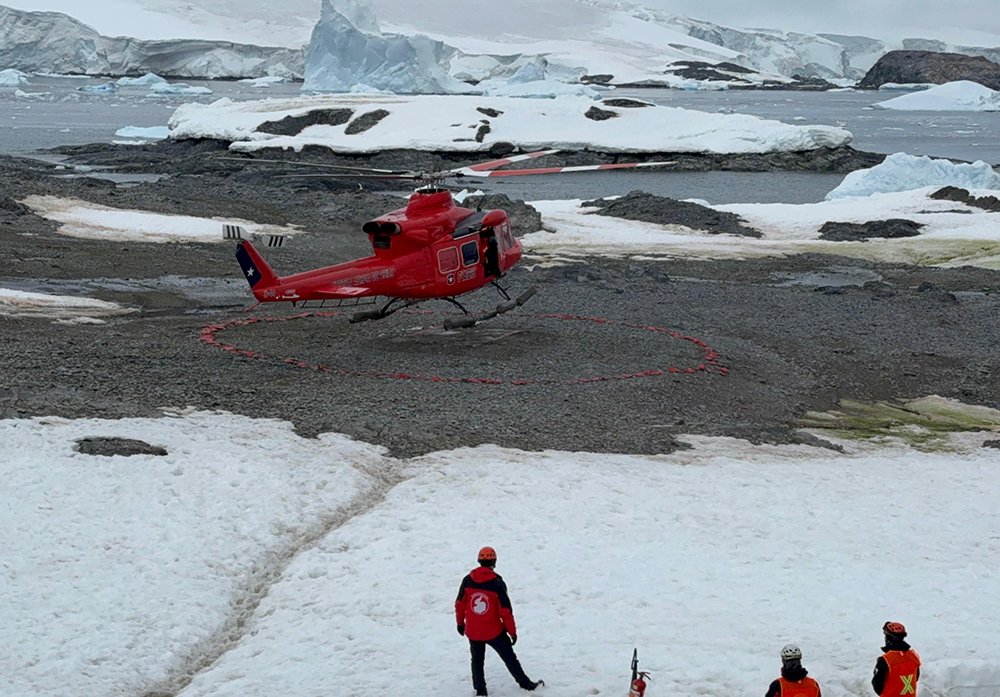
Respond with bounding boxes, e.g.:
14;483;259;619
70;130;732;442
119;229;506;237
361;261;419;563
478;546;497;563
883;622;907;636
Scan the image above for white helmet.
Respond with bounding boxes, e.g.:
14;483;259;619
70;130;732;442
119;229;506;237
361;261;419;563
781;644;803;661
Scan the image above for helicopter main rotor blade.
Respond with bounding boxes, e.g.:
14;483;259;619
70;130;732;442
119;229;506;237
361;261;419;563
457;160;678;178
449;149;560;175
278;173;427;181
215;156;414;176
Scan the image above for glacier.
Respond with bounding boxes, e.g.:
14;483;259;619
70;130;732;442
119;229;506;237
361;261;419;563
826;153;1000;200
0;5;305;79
303;0;472;94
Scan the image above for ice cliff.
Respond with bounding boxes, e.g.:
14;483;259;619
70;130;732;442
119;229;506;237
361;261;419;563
0;5;304;79
303;0;471;94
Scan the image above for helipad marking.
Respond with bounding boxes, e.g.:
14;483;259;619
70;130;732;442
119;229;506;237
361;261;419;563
199;311;729;385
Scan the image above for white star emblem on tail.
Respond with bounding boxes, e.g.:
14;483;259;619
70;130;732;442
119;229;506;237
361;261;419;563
246;266;256;278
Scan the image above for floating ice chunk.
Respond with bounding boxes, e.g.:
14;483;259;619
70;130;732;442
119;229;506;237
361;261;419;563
116;72;168;87
151;82;213;95
114;126;170;139
872;81;1000;112
878;82;935;91
506;60;547;85
303;0;473;94
827;152;1000;199
239;75;293;87
78;81;119;93
0;68;28;86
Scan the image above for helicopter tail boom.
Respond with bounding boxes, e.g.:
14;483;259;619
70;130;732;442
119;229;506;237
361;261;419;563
236;240;280;291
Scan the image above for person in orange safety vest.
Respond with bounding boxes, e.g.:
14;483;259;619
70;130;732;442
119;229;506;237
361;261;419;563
765;644;821;697
873;622;921;696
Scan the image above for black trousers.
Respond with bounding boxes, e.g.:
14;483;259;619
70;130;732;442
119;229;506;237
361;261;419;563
469;632;532;693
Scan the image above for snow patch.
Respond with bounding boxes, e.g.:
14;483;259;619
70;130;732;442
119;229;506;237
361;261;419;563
169;94;853;155
0;288;132;320
872;81;1000;112
827;153;1000;199
21;196;300;244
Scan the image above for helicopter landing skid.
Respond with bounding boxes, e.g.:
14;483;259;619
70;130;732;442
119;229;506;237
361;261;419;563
442;286;538;331
349;297;422;324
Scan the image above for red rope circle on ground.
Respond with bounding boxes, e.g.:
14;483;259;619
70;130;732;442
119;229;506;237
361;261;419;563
199;311;729;385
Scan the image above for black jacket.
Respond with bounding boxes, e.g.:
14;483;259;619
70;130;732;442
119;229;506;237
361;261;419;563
766;662;820;697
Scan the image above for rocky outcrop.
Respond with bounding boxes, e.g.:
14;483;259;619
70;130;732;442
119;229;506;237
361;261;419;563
859;50;1000;90
930;186;1000;212
818;219;923;242
460;194;542;235
584;190;761;237
0;6;304;78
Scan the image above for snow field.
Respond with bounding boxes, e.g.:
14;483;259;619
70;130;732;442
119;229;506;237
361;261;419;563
525;190;1000;269
173;435;1000;697
169;94;853;155
22;195;301;244
0;412;386;697
0;287;133;320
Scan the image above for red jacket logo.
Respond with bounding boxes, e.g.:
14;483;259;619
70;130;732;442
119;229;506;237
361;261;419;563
471;592;490;615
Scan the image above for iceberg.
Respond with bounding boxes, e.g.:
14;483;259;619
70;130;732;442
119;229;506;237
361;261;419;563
0;68;28;86
827;152;1000;200
872;81;1000;112
303;0;472;94
116;73;168;87
151;83;213;95
239;75;293;87
77;82;119;93
115;126;171;139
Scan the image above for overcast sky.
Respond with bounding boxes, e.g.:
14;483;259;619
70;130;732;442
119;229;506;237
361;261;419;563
641;0;1000;39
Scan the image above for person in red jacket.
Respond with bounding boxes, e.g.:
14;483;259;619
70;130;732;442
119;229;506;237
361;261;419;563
873;622;921;696
765;644;822;697
455;546;542;696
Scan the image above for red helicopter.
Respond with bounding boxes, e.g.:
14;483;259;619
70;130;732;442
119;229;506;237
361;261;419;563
222;149;675;329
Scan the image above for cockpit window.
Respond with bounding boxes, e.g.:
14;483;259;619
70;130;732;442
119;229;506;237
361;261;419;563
500;222;516;251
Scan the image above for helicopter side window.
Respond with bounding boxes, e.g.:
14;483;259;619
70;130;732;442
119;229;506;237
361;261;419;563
500;222;516;251
438;247;460;274
461;240;479;267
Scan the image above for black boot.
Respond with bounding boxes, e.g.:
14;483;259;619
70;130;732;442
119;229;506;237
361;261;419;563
523;679;544;691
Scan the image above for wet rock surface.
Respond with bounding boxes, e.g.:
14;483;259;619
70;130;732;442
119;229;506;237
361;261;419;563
584;190;761;237
256;108;355;137
76;437;168;457
859;50;1000;90
1;154;999;457
818;219;924;242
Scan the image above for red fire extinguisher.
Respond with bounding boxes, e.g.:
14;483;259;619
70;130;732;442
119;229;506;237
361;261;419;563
628;649;651;697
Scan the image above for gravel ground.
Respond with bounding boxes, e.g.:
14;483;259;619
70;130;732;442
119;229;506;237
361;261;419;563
1;149;998;457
